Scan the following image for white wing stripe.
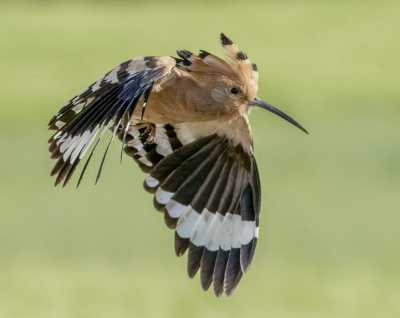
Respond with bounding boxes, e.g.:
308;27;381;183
190;209;215;246
80;125;100;159
219;213;233;251
145;176;159;188
241;221;256;245
176;206;200;238
231;214;242;249
138;156;152;166
155;188;174;204
204;212;224;251
166;199;187;218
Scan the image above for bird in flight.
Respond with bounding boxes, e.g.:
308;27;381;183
48;33;308;297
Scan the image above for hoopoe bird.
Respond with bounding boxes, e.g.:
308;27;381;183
48;33;308;297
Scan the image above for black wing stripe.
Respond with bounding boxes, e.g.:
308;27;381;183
110;119;261;297
152;135;220;209
49;89;123;186
212;249;230;297
196;157;234;288
163;147;228;231
77;123;114;187
204;156;235;214
240;239;256;274
49;79;121;132
157;136;224;194
251;157;261;226
49;66;170;187
95;120;123;185
63;84;121;134
172;140;229;207
145;147;165;166
239;183;258;273
164;148;229;221
168;139;229;218
200;249;218;291
163;139;226;255
217;162;240;216
143;132;215;192
175;231;190;257
48;93;123;185
187;242;204;278
223;201;244;295
172;141;229;256
196;158;238;295
210;164;242;297
62;156;81;187
150;134;217;184
185;150;231;276
164;212;178;230
223;248;243;296
201;161;239;254
190;150;230;213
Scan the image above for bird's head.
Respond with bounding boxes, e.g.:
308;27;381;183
175;33;308;133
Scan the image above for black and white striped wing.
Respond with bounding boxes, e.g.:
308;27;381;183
116;121;261;297
48;56;176;187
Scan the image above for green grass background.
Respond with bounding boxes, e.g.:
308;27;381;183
1;0;399;317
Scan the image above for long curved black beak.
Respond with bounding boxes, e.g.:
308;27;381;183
249;97;308;134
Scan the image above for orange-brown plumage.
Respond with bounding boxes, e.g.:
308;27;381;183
47;33;307;297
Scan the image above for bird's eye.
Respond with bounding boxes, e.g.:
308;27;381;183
230;88;239;94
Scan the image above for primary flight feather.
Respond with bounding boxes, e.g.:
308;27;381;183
48;33;308;297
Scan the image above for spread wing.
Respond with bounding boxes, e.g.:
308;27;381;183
48;54;261;297
48;56;176;187
114;120;261;297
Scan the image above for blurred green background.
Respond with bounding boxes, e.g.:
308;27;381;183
1;0;399;317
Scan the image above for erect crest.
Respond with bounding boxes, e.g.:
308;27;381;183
174;33;259;98
219;33;258;86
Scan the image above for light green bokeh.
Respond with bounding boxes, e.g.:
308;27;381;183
0;1;399;317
